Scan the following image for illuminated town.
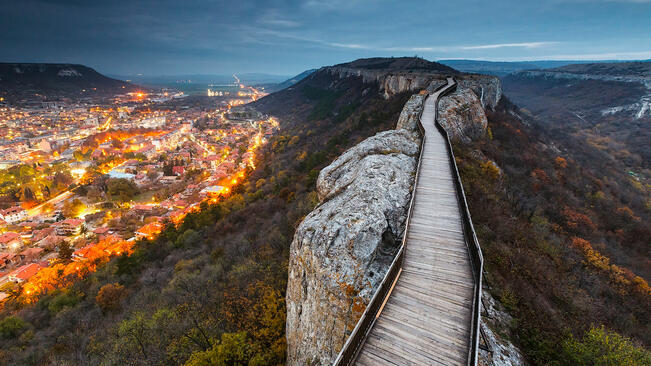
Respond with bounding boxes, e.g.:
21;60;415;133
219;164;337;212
0;81;275;303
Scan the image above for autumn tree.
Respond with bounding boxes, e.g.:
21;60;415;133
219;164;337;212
185;332;252;366
96;283;128;313
57;241;74;262
0;316;27;339
107;178;139;202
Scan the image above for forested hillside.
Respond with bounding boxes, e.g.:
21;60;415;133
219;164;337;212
456;97;650;364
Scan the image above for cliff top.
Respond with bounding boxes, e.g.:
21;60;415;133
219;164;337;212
333;57;458;74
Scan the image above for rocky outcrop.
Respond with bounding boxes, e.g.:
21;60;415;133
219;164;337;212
479;292;528;366
322;66;502;106
438;87;489;143
396;94;427;131
513;69;651;86
285;76;502;365
458;76;502;110
325;66;447;99
285;95;424;366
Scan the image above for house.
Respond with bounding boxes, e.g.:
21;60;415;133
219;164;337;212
160;176;178;184
93;227;111;240
173;200;188;209
0;232;22;251
0;206;27;224
0;253;16;270
200;185;226;198
204;155;221;169
56;218;85;236
19;247;43;263
7;263;41;283
72;244;95;261
31;227;54;243
135;222;163;240
133;205;153;213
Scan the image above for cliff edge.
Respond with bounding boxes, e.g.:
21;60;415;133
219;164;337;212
285;71;514;365
286;93;425;365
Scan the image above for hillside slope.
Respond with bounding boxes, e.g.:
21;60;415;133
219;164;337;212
456;95;650;364
503;61;651;175
0;63;138;103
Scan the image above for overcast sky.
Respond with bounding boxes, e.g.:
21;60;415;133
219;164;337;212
1;0;650;76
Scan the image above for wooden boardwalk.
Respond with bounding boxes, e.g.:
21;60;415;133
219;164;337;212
354;78;475;365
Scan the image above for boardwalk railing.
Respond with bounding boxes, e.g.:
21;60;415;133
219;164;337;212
332;79;476;366
433;80;484;366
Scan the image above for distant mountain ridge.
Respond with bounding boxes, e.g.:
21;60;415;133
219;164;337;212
439;59;651;77
542;61;651;77
0;63;138;103
263;69;317;92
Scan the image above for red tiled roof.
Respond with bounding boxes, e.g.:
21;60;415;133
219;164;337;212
94;227;110;234
133;205;153;211
20;247;43;256
0;206;25;215
73;245;95;258
0;232;20;244
9;263;41;281
135;222;163;237
58;218;84;227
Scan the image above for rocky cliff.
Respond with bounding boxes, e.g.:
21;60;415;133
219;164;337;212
286;75;513;365
511;68;650;120
479;292;528;366
322;64;501;104
438;87;489;143
325;66;443;99
285;93;425;365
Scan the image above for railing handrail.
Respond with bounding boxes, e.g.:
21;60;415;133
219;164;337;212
332;78;482;366
433;78;484;366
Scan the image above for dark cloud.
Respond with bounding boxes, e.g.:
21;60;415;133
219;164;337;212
1;0;649;75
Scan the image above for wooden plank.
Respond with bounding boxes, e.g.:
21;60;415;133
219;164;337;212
371;317;468;364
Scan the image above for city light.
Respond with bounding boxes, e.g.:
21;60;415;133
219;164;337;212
0;74;276;306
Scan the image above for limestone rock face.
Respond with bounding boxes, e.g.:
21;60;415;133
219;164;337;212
458;76;502;110
285;96;424;365
479;293;528;366
323;66;502;105
286;129;420;365
396;94;426;131
325;66;446;99
438;87;489;143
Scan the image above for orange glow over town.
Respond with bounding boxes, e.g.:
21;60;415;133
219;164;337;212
0;77;275;305
12;140;263;304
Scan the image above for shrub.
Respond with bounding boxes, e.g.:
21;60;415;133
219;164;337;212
48;290;82;314
561;326;651;365
0;316;27;339
96;283;128;313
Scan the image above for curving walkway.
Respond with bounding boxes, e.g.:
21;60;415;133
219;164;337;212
339;77;480;365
